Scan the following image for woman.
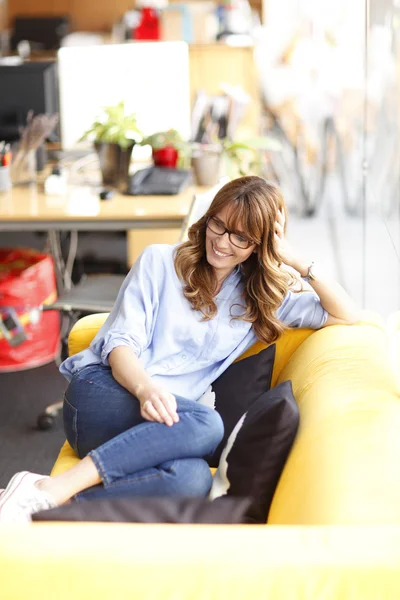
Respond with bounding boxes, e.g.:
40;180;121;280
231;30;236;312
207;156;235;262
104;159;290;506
0;176;359;522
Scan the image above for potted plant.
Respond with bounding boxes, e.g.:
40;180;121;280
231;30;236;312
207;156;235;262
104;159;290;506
191;136;282;186
80;101;143;189
140;129;189;168
221;136;282;178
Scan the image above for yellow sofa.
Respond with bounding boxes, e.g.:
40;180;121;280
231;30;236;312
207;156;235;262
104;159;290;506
2;311;400;599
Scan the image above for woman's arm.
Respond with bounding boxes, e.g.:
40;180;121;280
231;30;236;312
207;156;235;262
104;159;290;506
275;211;360;325
290;262;360;325
108;346;179;427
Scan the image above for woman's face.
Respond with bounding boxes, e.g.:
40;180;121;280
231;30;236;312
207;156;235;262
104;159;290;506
205;204;256;281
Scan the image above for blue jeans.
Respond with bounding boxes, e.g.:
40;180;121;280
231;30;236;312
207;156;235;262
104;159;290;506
63;364;224;502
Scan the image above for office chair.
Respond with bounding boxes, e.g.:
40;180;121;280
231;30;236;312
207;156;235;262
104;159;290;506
36;273;125;430
37;178;229;430
179;178;229;242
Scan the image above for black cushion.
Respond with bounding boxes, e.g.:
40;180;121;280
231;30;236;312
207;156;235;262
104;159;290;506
200;344;276;467
32;495;252;524
209;380;300;524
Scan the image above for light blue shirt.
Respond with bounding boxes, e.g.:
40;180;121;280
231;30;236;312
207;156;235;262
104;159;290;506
60;244;327;402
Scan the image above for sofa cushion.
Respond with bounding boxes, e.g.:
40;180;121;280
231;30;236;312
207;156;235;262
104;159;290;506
209;380;299;524
32;496;252;525
199;345;276;467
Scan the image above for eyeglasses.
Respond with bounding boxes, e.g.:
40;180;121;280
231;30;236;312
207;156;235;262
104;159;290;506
206;217;254;249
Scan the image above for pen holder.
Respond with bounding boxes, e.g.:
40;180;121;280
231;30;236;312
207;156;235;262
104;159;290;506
11;149;37;186
0;166;11;192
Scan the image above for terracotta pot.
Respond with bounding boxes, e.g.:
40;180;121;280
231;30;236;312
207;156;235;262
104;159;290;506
191;151;222;186
152;146;179;168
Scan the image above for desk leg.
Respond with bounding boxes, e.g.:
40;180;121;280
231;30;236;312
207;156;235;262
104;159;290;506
47;230;79;295
47;230;65;294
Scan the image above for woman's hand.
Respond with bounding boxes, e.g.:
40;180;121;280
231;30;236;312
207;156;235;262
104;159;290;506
274;209;308;276
274;211;360;324
109;346;180;426
136;382;179;427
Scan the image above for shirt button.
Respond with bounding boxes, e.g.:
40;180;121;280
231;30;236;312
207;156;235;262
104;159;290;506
182;354;187;360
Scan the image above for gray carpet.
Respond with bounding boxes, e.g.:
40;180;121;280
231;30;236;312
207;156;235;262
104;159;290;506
0;361;67;488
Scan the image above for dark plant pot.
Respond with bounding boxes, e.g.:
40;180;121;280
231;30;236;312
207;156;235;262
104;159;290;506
95;142;135;190
152;146;178;168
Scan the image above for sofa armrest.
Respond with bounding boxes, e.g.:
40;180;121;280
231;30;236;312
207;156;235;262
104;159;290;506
68;313;109;357
2;523;400;599
268;322;400;525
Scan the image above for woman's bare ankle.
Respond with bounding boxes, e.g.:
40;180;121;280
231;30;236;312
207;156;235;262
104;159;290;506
35;477;61;505
33;456;101;506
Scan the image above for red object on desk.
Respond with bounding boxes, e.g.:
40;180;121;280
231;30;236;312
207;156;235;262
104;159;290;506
152;146;179;168
134;7;160;40
2;151;12;166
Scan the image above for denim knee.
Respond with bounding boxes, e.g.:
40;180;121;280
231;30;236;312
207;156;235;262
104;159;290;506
193;405;224;455
169;458;213;497
187;459;213;496
63;393;78;455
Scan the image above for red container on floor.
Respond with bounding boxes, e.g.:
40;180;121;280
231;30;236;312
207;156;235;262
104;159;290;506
0;247;60;372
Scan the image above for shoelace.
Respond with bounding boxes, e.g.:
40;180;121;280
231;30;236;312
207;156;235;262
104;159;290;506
15;492;55;520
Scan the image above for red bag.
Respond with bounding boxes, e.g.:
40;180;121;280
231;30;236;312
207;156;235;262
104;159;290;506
0;247;60;372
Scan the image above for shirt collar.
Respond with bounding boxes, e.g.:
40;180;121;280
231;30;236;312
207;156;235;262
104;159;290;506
218;264;242;294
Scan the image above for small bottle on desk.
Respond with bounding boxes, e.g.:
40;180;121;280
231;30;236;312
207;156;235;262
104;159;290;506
44;166;67;195
0;142;12;192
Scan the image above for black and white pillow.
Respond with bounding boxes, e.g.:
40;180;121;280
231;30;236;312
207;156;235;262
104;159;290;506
209;380;299;524
199;345;276;467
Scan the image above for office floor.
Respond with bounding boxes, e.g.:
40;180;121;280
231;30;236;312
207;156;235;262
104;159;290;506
0;185;398;488
0;361;66;488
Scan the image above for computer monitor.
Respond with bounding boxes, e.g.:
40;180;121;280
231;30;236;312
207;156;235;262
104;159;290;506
11;16;71;51
0;61;59;142
57;41;191;150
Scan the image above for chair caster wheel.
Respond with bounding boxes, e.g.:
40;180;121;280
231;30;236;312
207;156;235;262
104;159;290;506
37;413;56;430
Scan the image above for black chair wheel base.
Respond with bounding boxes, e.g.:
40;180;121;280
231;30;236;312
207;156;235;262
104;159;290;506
37;413;56;430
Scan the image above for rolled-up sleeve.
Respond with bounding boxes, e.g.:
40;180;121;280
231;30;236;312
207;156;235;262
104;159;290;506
277;290;328;329
89;246;162;365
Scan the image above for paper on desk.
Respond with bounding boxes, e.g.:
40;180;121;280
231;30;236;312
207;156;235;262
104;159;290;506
65;187;100;216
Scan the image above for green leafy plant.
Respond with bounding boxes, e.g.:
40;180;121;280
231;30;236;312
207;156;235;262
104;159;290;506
141;128;186;151
141;129;192;168
79;101;143;148
191;135;282;178
221;136;282;177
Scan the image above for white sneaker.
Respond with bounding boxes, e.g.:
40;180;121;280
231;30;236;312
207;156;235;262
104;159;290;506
0;471;56;523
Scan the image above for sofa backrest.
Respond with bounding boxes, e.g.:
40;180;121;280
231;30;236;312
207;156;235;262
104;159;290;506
68;312;317;385
68;312;109;356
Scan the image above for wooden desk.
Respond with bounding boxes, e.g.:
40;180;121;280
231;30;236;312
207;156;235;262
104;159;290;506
0;184;204;265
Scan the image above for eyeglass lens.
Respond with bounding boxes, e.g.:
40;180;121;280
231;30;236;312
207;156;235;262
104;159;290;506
207;218;250;249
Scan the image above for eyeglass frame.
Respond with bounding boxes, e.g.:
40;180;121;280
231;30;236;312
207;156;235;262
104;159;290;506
205;216;255;249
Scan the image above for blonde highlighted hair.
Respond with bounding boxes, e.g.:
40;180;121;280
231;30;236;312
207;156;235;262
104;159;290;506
174;176;297;345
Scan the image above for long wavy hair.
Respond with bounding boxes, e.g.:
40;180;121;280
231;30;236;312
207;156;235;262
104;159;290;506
174;176;297;344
